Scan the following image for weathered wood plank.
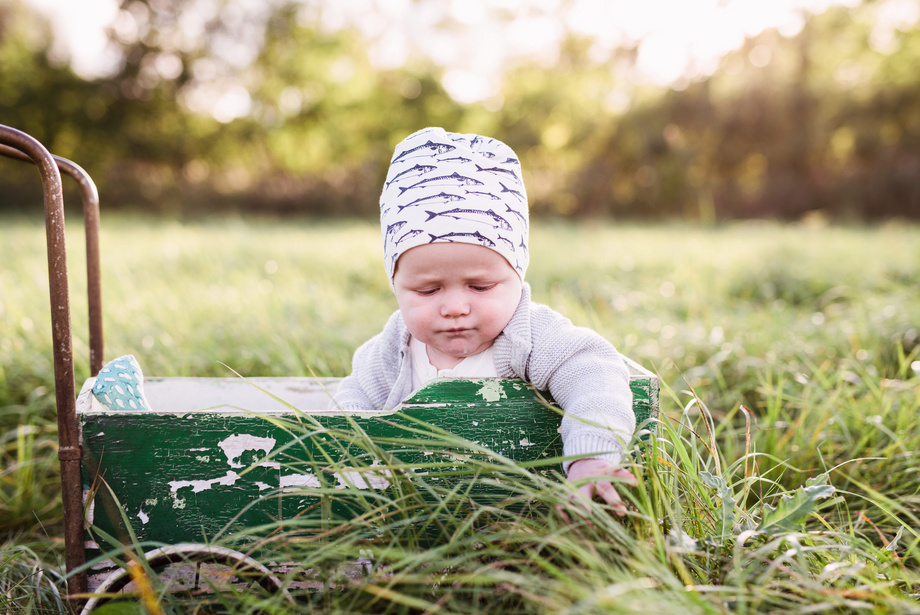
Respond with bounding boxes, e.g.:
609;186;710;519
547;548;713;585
80;368;658;568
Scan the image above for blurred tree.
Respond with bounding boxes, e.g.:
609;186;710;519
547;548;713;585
0;1;122;208
232;2;470;215
0;0;218;212
561;2;920;221
1;0;919;220
496;35;624;216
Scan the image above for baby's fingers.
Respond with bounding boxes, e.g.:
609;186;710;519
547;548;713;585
557;483;623;524
606;468;639;488
556;484;593;523
593;480;627;515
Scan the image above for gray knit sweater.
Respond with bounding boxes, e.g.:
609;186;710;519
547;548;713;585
331;284;636;469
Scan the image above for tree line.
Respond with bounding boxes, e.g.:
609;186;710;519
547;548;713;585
1;0;918;221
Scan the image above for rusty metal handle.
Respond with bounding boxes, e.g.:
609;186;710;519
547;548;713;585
0;142;104;376
0;125;88;601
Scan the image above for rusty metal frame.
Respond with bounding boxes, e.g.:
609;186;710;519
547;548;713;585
0;142;104;376
0;125;104;603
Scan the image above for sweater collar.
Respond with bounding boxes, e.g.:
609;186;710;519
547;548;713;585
493;283;532;378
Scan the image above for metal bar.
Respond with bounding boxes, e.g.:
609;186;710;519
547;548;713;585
0;143;104;375
0;127;88;603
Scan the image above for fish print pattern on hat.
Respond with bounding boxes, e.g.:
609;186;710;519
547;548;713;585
380;127;529;284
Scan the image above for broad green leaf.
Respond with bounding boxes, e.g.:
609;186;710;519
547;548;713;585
757;483;836;534
805;473;830;487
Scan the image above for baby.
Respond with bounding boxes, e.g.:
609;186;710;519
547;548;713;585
332;127;637;511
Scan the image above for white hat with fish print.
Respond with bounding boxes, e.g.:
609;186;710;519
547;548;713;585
380;127;529;284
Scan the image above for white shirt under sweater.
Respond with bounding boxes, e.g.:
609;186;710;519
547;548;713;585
408;336;498;395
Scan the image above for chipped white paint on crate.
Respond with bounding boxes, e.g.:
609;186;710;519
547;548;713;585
169;470;240;494
335;462;392;490
218;434;276;468
280;474;322;489
82;489;95;526
137;509;149;524
278;463;393;491
477;380;507;402
167;470;240;508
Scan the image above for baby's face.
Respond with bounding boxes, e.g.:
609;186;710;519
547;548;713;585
393;243;522;371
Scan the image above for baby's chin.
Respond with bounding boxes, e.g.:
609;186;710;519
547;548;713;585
429;338;494;363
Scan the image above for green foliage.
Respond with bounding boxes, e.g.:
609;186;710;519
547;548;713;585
756;474;836;534
1;217;919;612
3;1;920;219
0;541;65;613
72;401;914;613
0;410;61;533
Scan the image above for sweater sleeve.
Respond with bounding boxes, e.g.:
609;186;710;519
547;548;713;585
329;311;409;412
525;305;636;470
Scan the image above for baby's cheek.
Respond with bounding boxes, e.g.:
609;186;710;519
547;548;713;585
406;308;436;339
496;297;519;327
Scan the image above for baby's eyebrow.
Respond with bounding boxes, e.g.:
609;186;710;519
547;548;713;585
405;273;497;286
465;277;499;284
400;274;444;287
459;272;502;282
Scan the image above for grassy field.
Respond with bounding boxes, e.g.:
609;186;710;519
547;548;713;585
1;215;919;613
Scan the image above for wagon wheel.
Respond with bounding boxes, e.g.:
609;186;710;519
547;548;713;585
80;543;291;614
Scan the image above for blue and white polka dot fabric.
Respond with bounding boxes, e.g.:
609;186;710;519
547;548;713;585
91;355;152;411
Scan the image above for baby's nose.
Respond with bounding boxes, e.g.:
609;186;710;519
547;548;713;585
440;290;470;317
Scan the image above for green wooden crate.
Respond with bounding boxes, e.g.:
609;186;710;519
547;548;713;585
79;360;657;577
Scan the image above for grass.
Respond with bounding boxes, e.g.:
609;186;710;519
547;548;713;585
1;215;919;613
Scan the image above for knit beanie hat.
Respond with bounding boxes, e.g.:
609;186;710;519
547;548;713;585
380;127;529;284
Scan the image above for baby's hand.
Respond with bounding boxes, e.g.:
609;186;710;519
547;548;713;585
561;458;637;519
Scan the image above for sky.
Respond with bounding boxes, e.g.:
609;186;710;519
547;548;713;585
22;0;918;116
